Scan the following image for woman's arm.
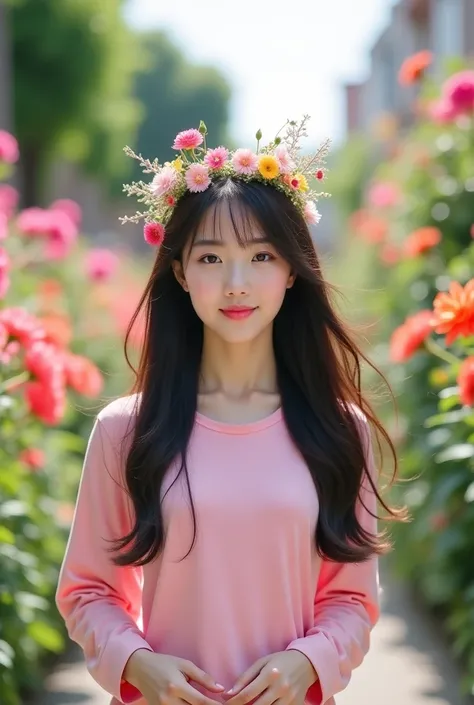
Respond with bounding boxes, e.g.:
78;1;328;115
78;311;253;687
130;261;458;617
286;413;380;705
55;408;153;704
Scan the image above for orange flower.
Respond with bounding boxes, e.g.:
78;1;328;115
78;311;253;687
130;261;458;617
389;310;433;362
403;226;441;258
431;279;474;345
458;357;474;406
398;50;433;86
349;209;387;244
38;313;73;348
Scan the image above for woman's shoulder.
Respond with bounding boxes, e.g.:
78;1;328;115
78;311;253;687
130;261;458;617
95;393;142;441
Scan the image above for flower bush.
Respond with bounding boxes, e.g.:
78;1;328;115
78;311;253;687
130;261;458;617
0;131;147;704
332;59;474;694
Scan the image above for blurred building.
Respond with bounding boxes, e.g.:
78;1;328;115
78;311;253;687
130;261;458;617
344;0;474;135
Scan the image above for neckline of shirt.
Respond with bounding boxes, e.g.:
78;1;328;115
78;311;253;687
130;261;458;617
195;407;283;434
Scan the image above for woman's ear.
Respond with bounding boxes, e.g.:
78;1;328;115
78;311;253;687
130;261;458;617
172;259;189;292
286;272;296;289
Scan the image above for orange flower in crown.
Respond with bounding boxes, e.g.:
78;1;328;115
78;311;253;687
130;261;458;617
120;117;331;247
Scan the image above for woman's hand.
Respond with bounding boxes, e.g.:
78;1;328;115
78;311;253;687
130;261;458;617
224;650;318;705
123;649;225;705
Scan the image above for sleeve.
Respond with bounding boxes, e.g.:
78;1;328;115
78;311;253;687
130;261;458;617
286;414;380;705
55;415;154;704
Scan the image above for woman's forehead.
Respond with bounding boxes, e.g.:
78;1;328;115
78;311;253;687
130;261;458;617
196;200;265;244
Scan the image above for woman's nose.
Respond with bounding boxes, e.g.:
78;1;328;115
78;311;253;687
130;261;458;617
224;263;250;297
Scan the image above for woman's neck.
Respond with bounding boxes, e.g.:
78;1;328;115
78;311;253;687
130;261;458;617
197;326;280;422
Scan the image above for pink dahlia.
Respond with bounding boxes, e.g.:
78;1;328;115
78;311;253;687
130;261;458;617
172;129;203;151
0;130;19;164
368;181;400;209
16;207;50;237
85;248;120;282
442;70;474;115
151;166;179;198
185;163;211;193
304;201;322;225
144;222;165;247
274;145;295;175
50;199;82;227
0;184;19;218
44;210;78;261
232;148;258;175
204;146;228;170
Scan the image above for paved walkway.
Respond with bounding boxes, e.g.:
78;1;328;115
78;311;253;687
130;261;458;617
34;564;471;705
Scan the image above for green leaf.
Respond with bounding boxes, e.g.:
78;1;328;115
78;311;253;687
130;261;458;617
27;621;64;653
435;444;474;463
425;409;471;428
0;526;15;544
0;639;15;669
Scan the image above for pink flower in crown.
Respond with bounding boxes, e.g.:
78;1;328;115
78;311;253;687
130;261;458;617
151;166;179;198
274;145;295;174
172;129;203;151
144;222;165;247
204;146;229;170
442;70;474;115
0;184;19;218
85;248;120;282
185;164;211;193
232;148;258;175
0;130;19;164
304;201;322;225
165;195;176;207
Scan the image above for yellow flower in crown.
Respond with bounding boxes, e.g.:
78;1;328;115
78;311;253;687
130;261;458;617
172;157;183;173
258;155;280;180
295;173;309;191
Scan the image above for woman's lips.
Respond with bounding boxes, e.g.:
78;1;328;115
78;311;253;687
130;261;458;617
220;307;256;320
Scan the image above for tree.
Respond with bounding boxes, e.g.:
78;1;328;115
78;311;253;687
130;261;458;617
11;0;143;205
131;31;232;183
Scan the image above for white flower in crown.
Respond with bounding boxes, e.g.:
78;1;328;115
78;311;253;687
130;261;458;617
120;116;331;246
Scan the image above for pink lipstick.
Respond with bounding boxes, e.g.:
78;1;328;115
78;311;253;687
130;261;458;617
220;306;256;320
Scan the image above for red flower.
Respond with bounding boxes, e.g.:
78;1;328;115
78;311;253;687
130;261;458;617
144;222;165;247
25;380;66;425
62;352;103;398
0;307;45;347
315;170;324;180
403;226;441;258
20;448;45;470
431;279;474;345
389;310;433;362
25;340;64;384
399;50;432;86
457;357;474;406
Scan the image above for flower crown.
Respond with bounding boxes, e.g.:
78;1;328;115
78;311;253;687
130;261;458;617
120;115;331;247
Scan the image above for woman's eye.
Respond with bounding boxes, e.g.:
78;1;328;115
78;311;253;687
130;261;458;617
200;254;221;264
253;252;273;262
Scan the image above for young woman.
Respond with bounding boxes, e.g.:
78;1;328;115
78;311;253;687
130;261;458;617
56;119;404;705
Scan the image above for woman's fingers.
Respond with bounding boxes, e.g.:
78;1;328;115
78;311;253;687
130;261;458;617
179;659;225;693
226;671;270;705
226;656;268;696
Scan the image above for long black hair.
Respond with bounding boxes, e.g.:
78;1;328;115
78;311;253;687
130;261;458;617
112;177;405;567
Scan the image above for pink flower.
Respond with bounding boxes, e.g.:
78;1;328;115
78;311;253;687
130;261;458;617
20;448;46;470
274;145;295;174
85;248;120;282
151;166;179;198
50;199;82;227
25;340;64;385
44;210;78;260
0;213;8;241
25;380;66;425
0;246;10;299
204;146;229;170
165;195;176;207
16;207;50;237
0;307;45;347
368;182;400;209
429;98;457;124
304;201;322;225
0;321;7;350
185;163;211;193
232;148;258;175
144;222;165;247
0;130;19;164
443;70;474;115
0;184;19;218
172;129;203;151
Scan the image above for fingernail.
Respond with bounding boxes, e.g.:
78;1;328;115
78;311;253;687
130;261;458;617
227;688;234;695
216;684;225;689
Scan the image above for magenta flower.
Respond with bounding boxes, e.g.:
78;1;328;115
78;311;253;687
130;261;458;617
0;130;19;164
443;70;474;115
0;184;19;218
185;163;211;193
85;248;120;282
204;146;228;169
172;129;203;151
50;199;82;227
144;222;165;247
304;201;322;225
151;166;178;197
429;99;457;124
232;148;258;175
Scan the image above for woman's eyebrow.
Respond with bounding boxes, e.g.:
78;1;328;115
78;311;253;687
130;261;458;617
192;236;270;247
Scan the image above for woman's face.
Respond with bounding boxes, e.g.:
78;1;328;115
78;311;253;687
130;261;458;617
173;203;295;344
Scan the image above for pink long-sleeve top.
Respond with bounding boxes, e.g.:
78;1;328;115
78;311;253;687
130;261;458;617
56;395;380;705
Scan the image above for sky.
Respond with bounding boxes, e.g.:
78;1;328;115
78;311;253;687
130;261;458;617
125;0;398;148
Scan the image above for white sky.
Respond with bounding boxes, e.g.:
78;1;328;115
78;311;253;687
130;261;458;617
125;0;398;147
